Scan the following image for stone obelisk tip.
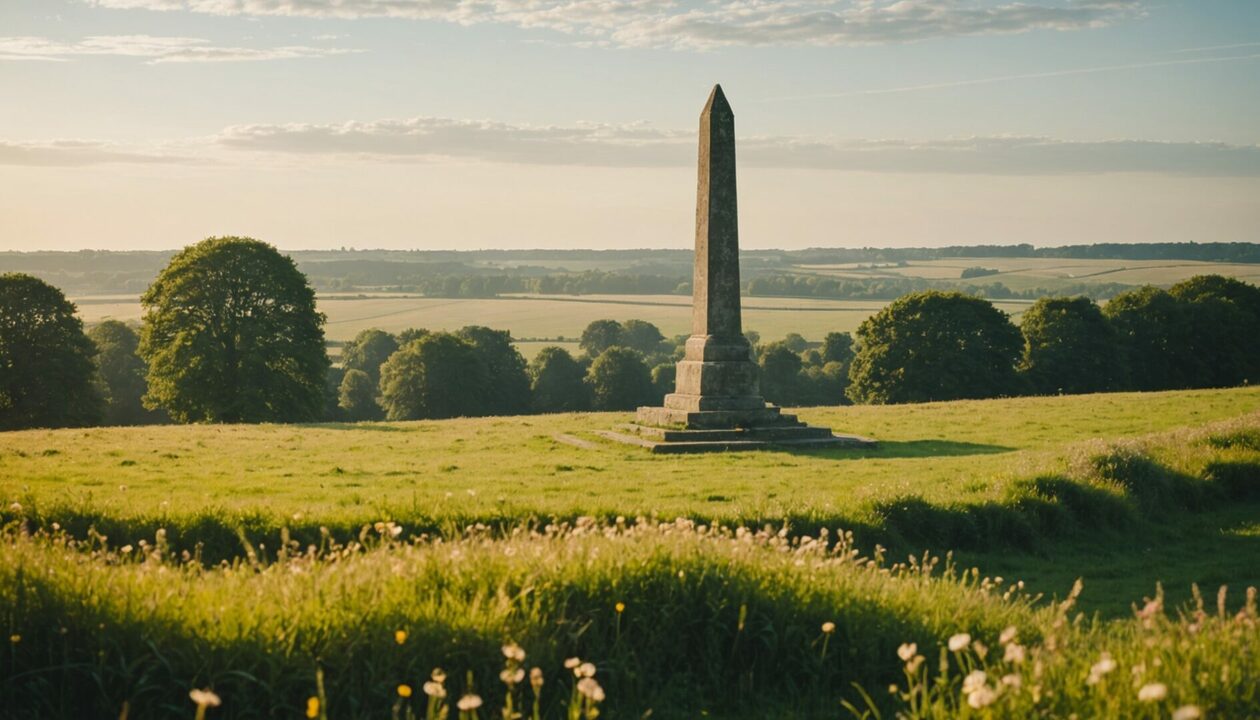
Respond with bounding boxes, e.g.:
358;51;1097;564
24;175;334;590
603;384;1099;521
704;84;731;117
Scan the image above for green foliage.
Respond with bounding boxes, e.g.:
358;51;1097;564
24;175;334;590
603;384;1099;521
0;273;103;430
456;326;531;416
848;291;1023;404
821;332;855;365
782;332;809;353
528;346;590;413
578;320;624;358
759;342;804;405
138;237;328;423
87;321;152;426
1169;274;1260;387
620;319;666;357
1104;286;1197;392
338;368;383;421
341;328;399;384
585;347;653;410
1019;297;1124;395
650;363;676;402
379;333;490;420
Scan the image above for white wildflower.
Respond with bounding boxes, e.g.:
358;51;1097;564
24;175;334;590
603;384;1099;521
948;633;972;652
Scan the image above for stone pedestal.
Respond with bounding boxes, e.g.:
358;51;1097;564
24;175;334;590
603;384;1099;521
602;85;875;454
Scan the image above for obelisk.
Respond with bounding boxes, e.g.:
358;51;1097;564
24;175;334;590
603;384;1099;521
614;85;874;451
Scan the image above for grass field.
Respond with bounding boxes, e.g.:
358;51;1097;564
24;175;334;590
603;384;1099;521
3;387;1258;718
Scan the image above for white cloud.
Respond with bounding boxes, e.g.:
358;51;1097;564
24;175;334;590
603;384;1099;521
83;0;1144;50
211;116;1260;175
0;34;360;63
0;140;195;166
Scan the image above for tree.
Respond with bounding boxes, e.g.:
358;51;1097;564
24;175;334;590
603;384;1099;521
586;347;654;410
1103;286;1196;391
1019;297;1124;395
341;329;398;385
847;291;1022;404
89;320;160;425
338;368;383;421
1169;275;1260;387
782;333;809;353
396;327;430;346
579;320;625;357
378;333;489;420
650;363;676;403
456;326;531;415
139;237;329;423
759;342;804;406
0;273;103;430
821;332;855;365
621;319;665;356
528;346;590;413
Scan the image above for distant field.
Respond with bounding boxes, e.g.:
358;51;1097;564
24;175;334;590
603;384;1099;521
71;292;1032;350
794;256;1260;292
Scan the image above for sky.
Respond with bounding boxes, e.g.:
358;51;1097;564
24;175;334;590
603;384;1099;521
0;0;1257;252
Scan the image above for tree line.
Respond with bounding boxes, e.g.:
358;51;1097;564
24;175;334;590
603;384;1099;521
2;236;1257;430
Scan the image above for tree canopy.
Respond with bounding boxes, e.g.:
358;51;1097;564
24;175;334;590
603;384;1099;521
378;333;489;420
138;237;328;423
338;368;383;421
0;273;103;430
341;329;399;385
579;320;625;357
528;346;590;413
847;291;1022;404
586;347;654;411
89;320;160;425
456;326;531;416
1019;296;1124;395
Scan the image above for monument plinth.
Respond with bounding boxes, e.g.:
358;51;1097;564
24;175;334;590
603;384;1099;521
604;85;876;453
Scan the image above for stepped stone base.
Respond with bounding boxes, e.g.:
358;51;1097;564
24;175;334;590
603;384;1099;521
605;405;878;454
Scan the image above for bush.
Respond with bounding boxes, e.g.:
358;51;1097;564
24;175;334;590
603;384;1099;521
586;347;654;410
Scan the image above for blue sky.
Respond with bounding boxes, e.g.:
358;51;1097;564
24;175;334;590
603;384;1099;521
1;0;1257;251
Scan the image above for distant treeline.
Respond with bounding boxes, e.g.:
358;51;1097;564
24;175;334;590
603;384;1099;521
746;275;1132;301
775;242;1260;264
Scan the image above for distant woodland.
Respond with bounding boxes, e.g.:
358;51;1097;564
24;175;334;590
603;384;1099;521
1;242;1257;299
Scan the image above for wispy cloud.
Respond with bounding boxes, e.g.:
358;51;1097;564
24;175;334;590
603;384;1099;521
760;51;1260;101
83;0;1143;50
0;34;360;63
210;116;1260;176
0;140;195;166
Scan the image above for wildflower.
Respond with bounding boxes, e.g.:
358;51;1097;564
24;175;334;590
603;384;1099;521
576;662;597;679
502;642;525;662
456;694;483;711
121;545;133;554
967;686;997;709
821;621;836;634
897;643;917;662
1001;673;1022;689
615;602;626;614
500;668;525;685
305;696;319;718
1086;653;1117;685
395;630;407;645
962;670;988;695
189;689;222;708
1173;706;1202;720
431;669;447;683
1138;683;1168;703
1003;642;1026;665
9;635;19;644
576;677;606;703
423;681;446;698
948;633;971;652
564;657;581;670
529;667;544;691
1000;626;1018;645
8;502;21;512
398;684;412;698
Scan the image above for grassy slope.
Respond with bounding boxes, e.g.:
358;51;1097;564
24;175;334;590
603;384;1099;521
2;387;1259;615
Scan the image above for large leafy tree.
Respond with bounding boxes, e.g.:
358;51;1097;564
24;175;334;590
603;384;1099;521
88;320;161;425
1019;297;1124;395
586;347;654;411
341;329;399;385
456;326;531;415
759;341;804;406
621;319;666;357
1169;274;1260;387
1103;286;1197;391
847;291;1023;404
338;368;383;421
139;237;329;423
528;346;590;413
820;332;855;365
0;273;103;430
378;333;490;420
579;320;625;357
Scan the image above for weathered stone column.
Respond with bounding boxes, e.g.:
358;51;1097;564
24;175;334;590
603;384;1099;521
661;84;765;415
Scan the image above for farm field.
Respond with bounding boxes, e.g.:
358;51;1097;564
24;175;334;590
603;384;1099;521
792;257;1260;292
2;387;1259;718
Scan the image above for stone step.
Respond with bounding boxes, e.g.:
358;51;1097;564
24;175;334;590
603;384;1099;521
598;429;878;454
618;424;834;442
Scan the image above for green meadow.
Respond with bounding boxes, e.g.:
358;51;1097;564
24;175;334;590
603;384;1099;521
2;387;1258;718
